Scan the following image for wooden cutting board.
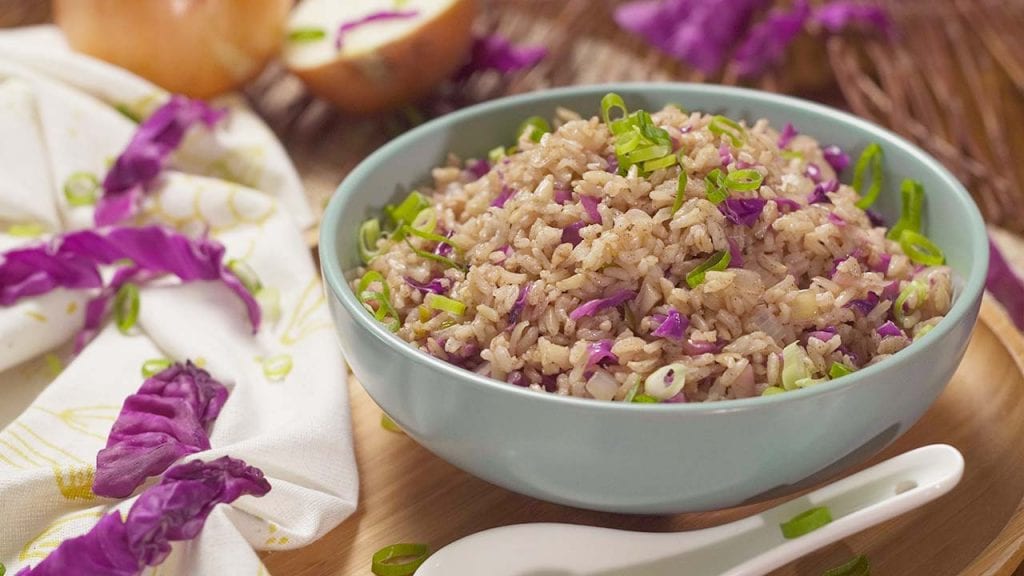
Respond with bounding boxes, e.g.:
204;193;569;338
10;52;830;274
261;297;1024;575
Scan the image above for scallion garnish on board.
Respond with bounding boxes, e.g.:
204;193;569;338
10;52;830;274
141;358;172;377
852;143;884;209
686;250;731;288
780;506;833;538
371;543;431;576
288;27;327;43
63;171;100;206
114;282;140;333
822;554;871;576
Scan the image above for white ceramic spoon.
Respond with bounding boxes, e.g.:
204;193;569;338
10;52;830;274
416;444;963;576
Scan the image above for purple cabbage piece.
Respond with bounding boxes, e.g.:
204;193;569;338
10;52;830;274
0;226;261;348
776;122;800;149
734;1;811;77
586;339;619;367
847;291;880;316
435;230;455;258
877;320;903;337
681;338;724;355
813;2;892;36
334;10;419;49
18;457;269;576
554;185;573;204
507;371;526;387
871;252;892;274
987;237;1024;330
606;155;620;174
96;96;225;226
827;212;846;227
404;276;448;295
569;289;636;321
456;34;547;79
491;184;516;208
651;307;688;340
774;197;801;213
93;362;228;498
613;0;772;74
866;209;886;227
807;326;838;343
465;159;490;180
823;144;851;173
808;179;839;204
882;281;900;301
720;198;767;226
580;195;602;223
508;283;532;326
727;237;744;268
805;163;822;183
561;221;586;246
718;144;733;166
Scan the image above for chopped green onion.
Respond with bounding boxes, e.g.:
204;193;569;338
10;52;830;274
256;286;282;324
899;230;945;266
622;382;640;403
44;353;63;377
425;293;466;316
822;554;870;576
386;191;430;241
781;342;811;390
601;92;629;125
725;169;764;191
142;358;172;377
288;27;326;43
357;271;401;331
829;362;854;379
852;143;884;209
409;208;437;235
7;222;44;237
685;250;731;288
894;279;928;328
381;413;404;433
781;150;805;161
762;386;786;396
914;323;936;341
672;170;688;214
404;225;460;253
488;146;507;162
63;171;100;206
114;283;140;334
794;376;827;388
371;543;431;576
708;115;745;147
886;179;924;240
632;393;659;403
780;506;833;539
403;238;463;271
227;259;262;294
518;116;550;143
114;103;143;123
359;218;383;264
668;102;688;113
704;168;728;204
0;560;5;576
262;354;294;381
642;153;678;172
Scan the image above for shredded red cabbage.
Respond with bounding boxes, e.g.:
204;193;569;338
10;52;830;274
727;237;745;267
870;252;892;273
651;307;688;340
508;283;531;326
777;122;800;148
0;226;260;348
456;34;547;79
507;371;526;387
465;159;491;180
96;96;225;226
561;222;586;246
775;197;801;213
882;281;899;301
663;391;688;403
827;212;846;227
606;155;620;174
554;184;573;204
734;0;811;77
720;198;767;226
876;320;903;337
681;338;724;355
805;162;823;183
987;237;1024;330
569;289;636;321
580;195;603;223
491;184;516;208
404;276;449;295
813;2;892;36
435;230;455;258
586;339;619;367
719;144;733;166
846;292;880;316
334;10;419;50
823;144;851;173
93;362;228;498
866;209;886;227
806;326;838;343
808;179;838;204
18;457;269;576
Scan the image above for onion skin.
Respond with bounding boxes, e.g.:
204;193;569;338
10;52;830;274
54;0;291;98
288;0;477;114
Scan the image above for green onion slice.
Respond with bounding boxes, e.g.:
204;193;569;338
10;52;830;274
894;279;928;328
899;230;945;266
488;146;507;163
262;354;294;381
409;209;437;235
704;168;728;204
762;386;786;396
63;171;100;207
518;116;550;143
780;506;833;539
708;115;746;147
686;250;731;288
632;393;659;403
642;153;678;172
828;362;854;379
142;358;172;377
622;382;640;403
914;323;936;341
371;543;431;576
288;27;326;42
404;238;463;271
357;271;401;331
114;283;140;334
852;143;884;209
425;293;466;316
227;259;262;294
822;554;871;576
781;150;805;161
781;341;811;390
386;191;430;241
886;178;924;240
672;170;688;214
725;169;764;191
381;413;404;433
601;92;629;125
44;353;63;377
7;223;44;237
359;218;383;264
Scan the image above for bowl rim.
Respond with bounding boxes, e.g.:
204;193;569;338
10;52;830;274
320;82;989;414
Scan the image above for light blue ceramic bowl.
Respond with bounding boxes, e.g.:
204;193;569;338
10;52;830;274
320;84;988;514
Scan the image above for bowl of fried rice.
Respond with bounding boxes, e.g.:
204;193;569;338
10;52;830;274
320;83;987;513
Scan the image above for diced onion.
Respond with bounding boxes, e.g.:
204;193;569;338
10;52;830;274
586;370;620;401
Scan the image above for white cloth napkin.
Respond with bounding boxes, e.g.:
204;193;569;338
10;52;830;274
0;26;357;575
